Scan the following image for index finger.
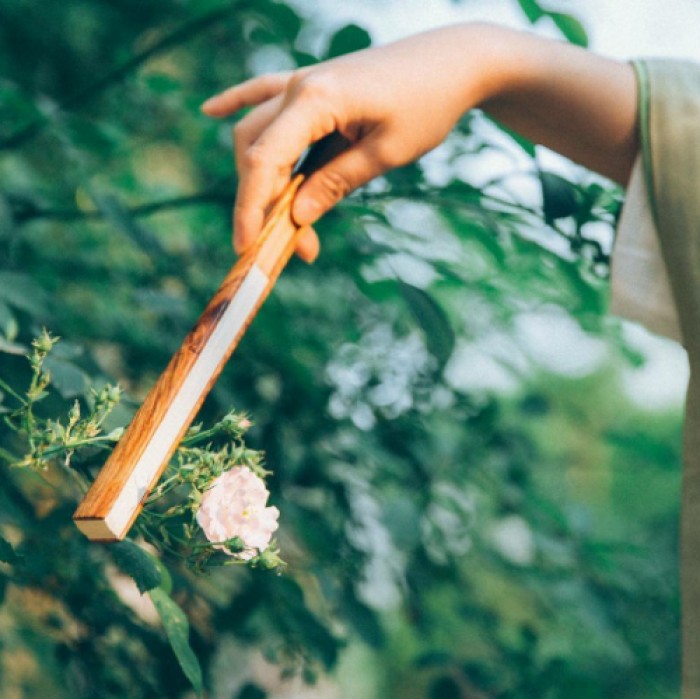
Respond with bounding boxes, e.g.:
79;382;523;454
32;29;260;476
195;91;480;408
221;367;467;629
234;94;338;253
201;72;293;117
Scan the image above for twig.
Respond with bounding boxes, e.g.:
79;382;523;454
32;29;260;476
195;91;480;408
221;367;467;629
13;191;232;225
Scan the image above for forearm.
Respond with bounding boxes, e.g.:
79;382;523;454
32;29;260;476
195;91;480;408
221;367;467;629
466;24;639;184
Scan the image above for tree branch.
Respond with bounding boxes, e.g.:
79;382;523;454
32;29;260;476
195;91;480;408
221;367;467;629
12;191;232;225
0;4;246;151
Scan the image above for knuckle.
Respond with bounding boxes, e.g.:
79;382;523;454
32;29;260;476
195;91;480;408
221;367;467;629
369;139;400;170
294;73;336;104
232;121;248;146
242;144;267;169
315;168;353;203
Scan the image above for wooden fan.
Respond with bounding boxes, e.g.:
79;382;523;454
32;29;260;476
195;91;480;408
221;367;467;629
73;132;348;541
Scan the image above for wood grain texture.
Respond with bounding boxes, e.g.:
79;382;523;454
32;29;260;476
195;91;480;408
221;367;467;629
73;176;305;541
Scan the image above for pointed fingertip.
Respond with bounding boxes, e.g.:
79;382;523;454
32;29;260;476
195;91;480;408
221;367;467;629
200;97;217;114
300;246;320;264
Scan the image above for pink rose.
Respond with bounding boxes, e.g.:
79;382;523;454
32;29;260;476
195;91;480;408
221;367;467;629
196;466;279;559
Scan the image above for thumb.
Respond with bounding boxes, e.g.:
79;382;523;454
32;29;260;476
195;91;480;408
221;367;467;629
292;135;386;226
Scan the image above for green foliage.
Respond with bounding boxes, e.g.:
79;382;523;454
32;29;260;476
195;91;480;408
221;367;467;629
150;587;204;696
0;1;681;698
0;333;282;693
516;0;589;47
111;540;163;594
399;281;456;371
325;24;373;59
0;535;19;565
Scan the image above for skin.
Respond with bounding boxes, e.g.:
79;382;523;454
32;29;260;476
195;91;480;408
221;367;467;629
201;22;639;262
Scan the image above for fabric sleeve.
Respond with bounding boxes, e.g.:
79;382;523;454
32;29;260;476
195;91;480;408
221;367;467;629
635;59;700;354
610;154;681;341
636;58;700;698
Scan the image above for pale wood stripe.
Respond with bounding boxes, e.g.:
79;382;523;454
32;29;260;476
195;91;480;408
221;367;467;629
73;177;304;541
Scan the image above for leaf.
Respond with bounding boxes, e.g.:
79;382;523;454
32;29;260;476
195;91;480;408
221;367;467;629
550;12;589;48
237;684;267;699
493;120;536;158
516;0;545;23
340;589;385;648
428;676;462;699
0;301;18;341
261;2;301;41
0;572;6;604
90;193;165;258
43;356;88;398
325;24;371;59
149;587;203;697
270;577;339;669
0;271;47;317
0;337;27;356
515;2;588;48
398;282;455;370
143;73;181;95
0;535;19;564
540;171;580;225
111;540;163;594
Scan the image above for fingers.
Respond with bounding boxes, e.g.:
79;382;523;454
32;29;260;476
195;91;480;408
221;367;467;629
201;72;293;117
231;98;290;252
294;226;320;264
203;71;343;258
292;132;388;226
233;93;337;253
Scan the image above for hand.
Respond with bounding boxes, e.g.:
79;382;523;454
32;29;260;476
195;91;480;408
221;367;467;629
201;24;502;259
202;22;638;259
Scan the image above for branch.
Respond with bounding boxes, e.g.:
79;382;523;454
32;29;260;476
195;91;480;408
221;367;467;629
13;191;232;225
0;4;246;151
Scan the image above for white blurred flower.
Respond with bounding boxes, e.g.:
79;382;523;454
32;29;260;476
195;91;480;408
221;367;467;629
489;515;535;566
196;466;279;559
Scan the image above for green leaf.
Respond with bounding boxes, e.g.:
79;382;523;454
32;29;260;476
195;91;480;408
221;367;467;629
325;24;371;59
143;73;181;95
111;540;163;594
90;193;165;258
149;587;203;696
237;684;267;699
398;282;455;370
540;171;580;225
428;676;462;699
0;271;47;317
0;572;6;604
0;337;27;356
550;12;589;47
0;535;19;564
270;577;339;669
340;589;384;648
261;2;302;41
516;0;545;23
492;119;536;158
0;301;18;341
43;356;88;398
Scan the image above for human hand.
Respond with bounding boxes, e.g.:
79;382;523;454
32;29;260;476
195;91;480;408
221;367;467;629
201;24;501;259
202;21;638;260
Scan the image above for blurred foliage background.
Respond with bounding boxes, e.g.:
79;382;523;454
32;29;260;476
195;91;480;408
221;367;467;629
0;0;684;697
